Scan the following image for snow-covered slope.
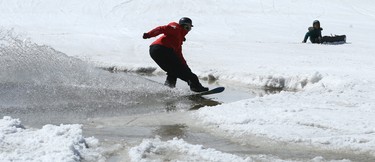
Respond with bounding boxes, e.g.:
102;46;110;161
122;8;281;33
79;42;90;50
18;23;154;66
2;0;374;89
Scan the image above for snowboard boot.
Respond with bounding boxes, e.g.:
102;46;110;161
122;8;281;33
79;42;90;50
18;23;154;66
164;76;177;88
188;80;208;92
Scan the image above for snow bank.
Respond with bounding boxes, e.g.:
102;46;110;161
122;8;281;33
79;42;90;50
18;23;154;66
195;76;375;155
0;116;104;162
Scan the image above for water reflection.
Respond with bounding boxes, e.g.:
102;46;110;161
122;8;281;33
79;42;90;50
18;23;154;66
164;95;222;112
187;95;222;110
153;124;188;139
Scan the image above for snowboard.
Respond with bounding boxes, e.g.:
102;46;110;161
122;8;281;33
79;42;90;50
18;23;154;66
192;87;225;96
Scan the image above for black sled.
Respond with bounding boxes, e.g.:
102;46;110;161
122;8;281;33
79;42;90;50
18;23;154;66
321;35;346;44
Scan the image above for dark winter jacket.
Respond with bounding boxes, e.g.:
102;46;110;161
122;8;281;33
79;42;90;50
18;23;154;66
303;27;323;43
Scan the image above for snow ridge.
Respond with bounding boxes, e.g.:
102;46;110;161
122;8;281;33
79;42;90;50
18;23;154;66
129;137;251;162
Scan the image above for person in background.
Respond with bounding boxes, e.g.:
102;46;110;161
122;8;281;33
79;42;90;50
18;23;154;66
143;17;208;92
302;20;323;43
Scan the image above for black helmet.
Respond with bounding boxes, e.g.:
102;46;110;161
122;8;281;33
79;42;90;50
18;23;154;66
179;17;194;27
313;20;320;25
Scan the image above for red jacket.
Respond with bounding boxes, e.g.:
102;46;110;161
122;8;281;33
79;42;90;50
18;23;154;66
146;22;188;65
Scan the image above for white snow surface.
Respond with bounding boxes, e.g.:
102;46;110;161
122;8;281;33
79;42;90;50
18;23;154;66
1;0;375;161
0;116;104;162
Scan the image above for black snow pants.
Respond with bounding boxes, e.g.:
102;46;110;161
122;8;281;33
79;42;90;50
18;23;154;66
149;44;201;87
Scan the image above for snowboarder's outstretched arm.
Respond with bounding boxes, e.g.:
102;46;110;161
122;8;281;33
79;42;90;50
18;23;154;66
143;26;163;39
143;25;174;39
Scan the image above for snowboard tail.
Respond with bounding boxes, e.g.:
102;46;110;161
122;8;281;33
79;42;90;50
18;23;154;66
194;87;225;96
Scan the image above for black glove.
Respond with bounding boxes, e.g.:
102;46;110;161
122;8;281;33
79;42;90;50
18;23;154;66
143;33;151;39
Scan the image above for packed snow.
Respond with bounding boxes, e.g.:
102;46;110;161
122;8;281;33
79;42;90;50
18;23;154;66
0;116;104;162
1;0;375;161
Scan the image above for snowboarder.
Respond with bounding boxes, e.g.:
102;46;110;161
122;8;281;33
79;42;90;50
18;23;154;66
302;20;323;43
142;17;208;92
